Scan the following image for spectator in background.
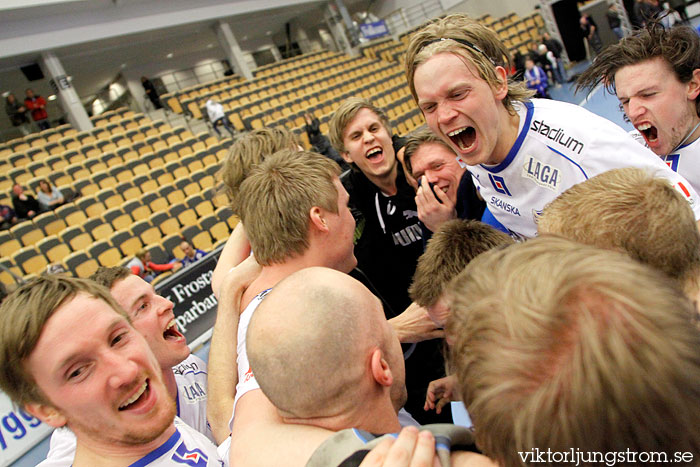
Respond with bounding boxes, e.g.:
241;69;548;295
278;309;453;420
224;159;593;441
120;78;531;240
510;51;526;81
180;239;207;268
0;204;17;229
580;14;603;57
127;248;181;283
303;113;347;169
5;93;30;135
607;2;624;39
205;99;235;138
524;57;550;98
141;76;163;110
36;179;65;211
538;44;562;86
11;183;40;220
542;32;567;83
24;88;49;131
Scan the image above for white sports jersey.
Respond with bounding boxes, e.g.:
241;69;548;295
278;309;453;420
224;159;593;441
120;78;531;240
468;99;700;239
39;418;220;467
173;354;214;443
630;129;700;196
229;289;272;429
39;355;213;466
130;416;222;467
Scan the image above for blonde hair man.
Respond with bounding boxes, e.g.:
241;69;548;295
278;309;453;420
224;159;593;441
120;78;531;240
330;97;448;425
446;236;700;466
539;167;700;297
405;13;700;239
0;276;220;466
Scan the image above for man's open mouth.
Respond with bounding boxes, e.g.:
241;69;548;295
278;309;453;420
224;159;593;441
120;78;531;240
447;126;476;151
637;122;658;143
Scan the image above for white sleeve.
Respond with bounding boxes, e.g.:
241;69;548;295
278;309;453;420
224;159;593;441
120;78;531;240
36;427;76;467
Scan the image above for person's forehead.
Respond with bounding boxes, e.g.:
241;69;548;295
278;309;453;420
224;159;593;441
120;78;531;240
30;294;126;369
111;275;152;312
345;108;381;132
615;57;676;93
417;52;484;87
413;142;456;164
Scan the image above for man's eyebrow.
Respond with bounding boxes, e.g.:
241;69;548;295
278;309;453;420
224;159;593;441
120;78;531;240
56;316;125;373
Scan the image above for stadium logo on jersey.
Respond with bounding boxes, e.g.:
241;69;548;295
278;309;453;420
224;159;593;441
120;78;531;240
172;441;209;466
674;181;696;207
489;174;511;196
522;156;560;191
531;119;584;154
663;154;680;172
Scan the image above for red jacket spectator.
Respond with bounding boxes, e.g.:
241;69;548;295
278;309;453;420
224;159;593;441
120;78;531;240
24;89;48;122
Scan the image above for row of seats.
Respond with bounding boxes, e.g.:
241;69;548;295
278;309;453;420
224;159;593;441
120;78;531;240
0;206;237;284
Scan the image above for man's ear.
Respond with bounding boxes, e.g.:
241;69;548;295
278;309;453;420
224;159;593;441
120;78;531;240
309;206;329;233
493;66;509;100
369;348;394;388
25;402;67;428
686;69;700;101
341;151;353;164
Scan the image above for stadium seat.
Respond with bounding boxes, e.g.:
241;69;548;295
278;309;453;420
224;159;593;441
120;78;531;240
122;199;151;222
133;175;158;194
76;195;106;218
149;211;180;237
59;225;93;251
0;257;24;288
110;229;143;257
55;204;88;226
199;215;230;245
215;205;239;230
0;230;22;257
102;207;133;231
181;224;213;250
110;166;134;184
89;240;123;267
176;179;201;197
64;251;99;278
130;219;162;246
145;243;171;265
116;181;141;201
83;217;115;241
33;211;67;236
13;246;49;276
96;187;125;209
10;221;44;247
37;236;71;263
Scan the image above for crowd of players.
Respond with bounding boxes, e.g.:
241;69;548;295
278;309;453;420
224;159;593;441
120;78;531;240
1;12;700;466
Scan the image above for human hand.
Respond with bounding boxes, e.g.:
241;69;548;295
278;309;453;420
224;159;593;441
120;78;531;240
359;426;439;467
389;302;444;343
424;375;459;414
415;177;456;233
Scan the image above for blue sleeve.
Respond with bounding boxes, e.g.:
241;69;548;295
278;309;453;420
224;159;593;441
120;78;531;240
481;207;509;234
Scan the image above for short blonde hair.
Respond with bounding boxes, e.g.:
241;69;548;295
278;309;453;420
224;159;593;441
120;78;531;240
447;236;700;465
218;127;299;210
236;150;341;266
409;219;512;307
0;276;129;407
329;97;392;154
538;168;700;296
405;14;533;115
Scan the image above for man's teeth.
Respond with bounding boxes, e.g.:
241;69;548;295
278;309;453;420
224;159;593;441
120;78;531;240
637;123;651;131
120;381;147;409
366;148;381;157
166;319;176;332
447;127;466;137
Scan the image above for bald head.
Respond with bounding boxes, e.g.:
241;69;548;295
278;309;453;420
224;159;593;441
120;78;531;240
247;267;404;419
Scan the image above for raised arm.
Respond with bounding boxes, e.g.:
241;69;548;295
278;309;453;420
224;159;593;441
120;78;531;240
207;255;261;443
